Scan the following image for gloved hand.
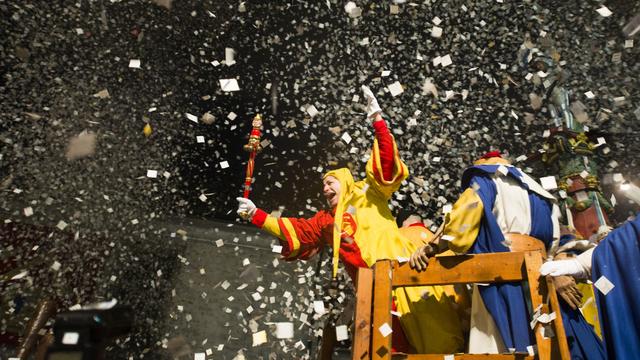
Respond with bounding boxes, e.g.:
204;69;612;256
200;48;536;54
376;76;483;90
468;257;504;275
361;85;381;119
409;243;436;272
552;275;583;310
236;197;257;219
540;259;587;278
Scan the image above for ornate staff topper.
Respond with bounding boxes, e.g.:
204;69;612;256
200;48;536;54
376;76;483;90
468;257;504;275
239;114;263;219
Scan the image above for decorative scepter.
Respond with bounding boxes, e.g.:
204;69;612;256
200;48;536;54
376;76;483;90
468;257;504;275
239;114;263;219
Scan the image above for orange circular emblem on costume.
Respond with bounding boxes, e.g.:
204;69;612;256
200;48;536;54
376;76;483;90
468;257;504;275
341;212;358;238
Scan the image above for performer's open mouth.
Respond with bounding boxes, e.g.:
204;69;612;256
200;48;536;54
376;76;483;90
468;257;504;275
324;192;336;205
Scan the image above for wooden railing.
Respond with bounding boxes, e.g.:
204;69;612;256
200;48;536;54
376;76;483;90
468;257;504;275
352;251;570;360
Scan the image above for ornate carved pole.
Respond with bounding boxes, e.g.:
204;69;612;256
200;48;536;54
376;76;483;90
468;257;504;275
239;114;263;219
529;51;613;239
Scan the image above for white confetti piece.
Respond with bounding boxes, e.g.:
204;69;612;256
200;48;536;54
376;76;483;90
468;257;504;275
24;207;34;217
388;81;404;97
196;136;205;143
272;245;283;253
381;70;391;77
252;330;267;346
51;261;61;271
62;332;80;345
276;322;294;339
431;26;443;38
584;91;595;99
596;6;612;17
227;112;237;120
186;113;198;123
215;239;224;247
442;204;453;214
378;323;393;337
128;59;141;68
432;16;442;25
341;132;352;144
242;258;250;266
539;176;558;191
313;300;326;315
497;165;509;176
444;355;455;360
147;170;158;178
335;325;349;341
56;221;68;230
594;275;615;295
199;194;207;202
219;161;229;169
225;47;236;66
440;54;453;67
441;234;455;242
11;271;28;280
306;105;319;117
219;78;240;92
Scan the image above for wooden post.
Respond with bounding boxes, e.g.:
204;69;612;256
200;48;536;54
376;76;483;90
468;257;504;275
523;251;551;360
545;276;571;359
371;261;393;360
353;267;374;360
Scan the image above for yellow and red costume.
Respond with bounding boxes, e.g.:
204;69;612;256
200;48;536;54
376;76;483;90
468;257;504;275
251;119;463;353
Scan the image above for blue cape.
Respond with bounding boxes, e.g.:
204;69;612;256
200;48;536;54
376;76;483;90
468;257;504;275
592;215;640;359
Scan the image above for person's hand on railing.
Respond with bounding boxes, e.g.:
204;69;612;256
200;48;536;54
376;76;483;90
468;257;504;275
552;275;583;310
409;243;436;272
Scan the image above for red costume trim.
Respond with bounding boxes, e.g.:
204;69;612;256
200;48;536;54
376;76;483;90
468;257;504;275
407;222;426;228
252;208;268;227
480;150;502;159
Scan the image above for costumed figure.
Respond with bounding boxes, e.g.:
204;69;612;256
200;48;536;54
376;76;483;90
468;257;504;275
541;214;640;359
236;86;463;354
409;152;603;359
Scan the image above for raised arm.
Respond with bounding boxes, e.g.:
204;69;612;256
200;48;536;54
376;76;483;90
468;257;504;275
361;86;408;199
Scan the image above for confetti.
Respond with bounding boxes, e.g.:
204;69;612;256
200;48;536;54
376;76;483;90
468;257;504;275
595;6;612;18
378;323;393;337
335;325;349;341
219;78;240;92
594;275;615;295
186;113;198;123
252;330;267;346
388;81;404;97
539;176;558;191
128;59;141;68
275;322;294;339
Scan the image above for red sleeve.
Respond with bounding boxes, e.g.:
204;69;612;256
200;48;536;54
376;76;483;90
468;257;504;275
278;211;334;260
373;119;394;181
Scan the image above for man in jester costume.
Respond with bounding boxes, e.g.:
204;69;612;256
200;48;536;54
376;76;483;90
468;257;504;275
236;86;463;354
410;152;603;358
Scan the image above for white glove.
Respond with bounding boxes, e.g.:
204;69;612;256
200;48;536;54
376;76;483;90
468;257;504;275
361;85;381;119
539;259;587;278
236;197;257;219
